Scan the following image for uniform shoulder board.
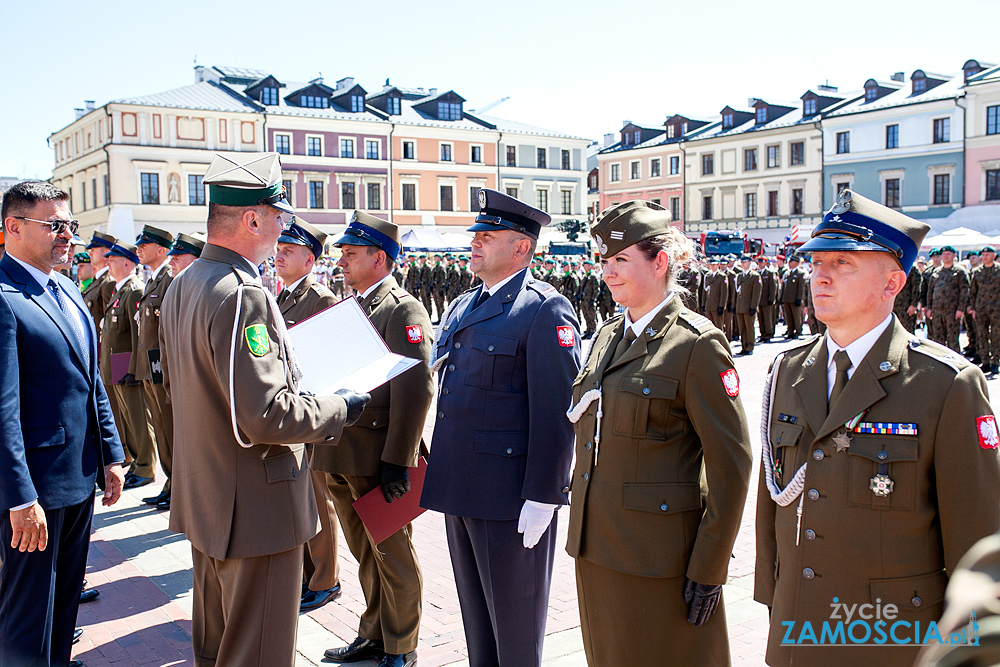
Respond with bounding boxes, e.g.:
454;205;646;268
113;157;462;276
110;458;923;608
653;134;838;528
678;309;714;334
527;279;557;296
389;286;412;302
596;312;624;333
230;265;262;288
312;282;335;298
908;337;969;373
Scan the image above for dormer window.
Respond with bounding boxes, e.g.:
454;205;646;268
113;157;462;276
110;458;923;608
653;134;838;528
300;95;329;108
681;122;687;134
804;98;817;115
261;87;279;105
913;72;927;94
622;132;631;146
667;125;675;138
756;107;767;123
723;113;734;129
865;85;878;102
633;130;640;144
351;95;364;112
964;60;984;82
387;97;401;115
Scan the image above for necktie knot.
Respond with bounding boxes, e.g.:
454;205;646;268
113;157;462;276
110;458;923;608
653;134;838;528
834;349;852;372
829;349;852;409
277;288;290;306
472;288;490;310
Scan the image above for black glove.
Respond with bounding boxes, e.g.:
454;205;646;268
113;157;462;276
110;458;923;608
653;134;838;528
334;389;370;427
380;462;410;503
795;299;802;307
717;307;724;316
683;577;723;627
749;308;756;316
119;373;141;387
728;306;735;313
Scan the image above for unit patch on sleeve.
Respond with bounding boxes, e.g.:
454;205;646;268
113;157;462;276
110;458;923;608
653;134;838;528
245;324;270;357
406;325;423;343
977;415;999;449
556;326;575;347
721;368;740;397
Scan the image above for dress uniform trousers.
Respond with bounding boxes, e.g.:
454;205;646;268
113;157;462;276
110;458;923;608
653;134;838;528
757;304;775;340
327;473;422;654
737;312;756;353
707;310;725;331
192;544;303;667
143;380;173;494
112;383;156;479
977;307;1000;367
723;310;734;341
445;514;557;667
302;466;340;592
782;302;802;336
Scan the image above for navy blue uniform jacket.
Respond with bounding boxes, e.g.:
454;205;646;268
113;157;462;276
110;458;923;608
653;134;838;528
0;254;124;512
421;268;581;520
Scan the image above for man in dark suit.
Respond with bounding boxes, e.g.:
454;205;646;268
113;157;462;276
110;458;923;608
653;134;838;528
421;188;581;667
0;180;126;667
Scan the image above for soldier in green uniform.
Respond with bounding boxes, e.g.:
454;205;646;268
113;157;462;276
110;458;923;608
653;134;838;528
703;258;728;331
970;246;1000;375
677;259;702;314
724;255;738;341
759;258;779;342
417;255;433;317
578;259;600;339
81;231;116;331
166;232;205;276
735;253;762;354
781;255;806;338
755;189;1000;667
964;251;981;360
430;254;446;322
894;261;923;334
568;200;752;665
926;245;969;353
456;255;473;294
920;248;943;341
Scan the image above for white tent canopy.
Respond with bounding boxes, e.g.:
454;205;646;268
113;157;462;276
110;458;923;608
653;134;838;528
400;228;470;252
920;226;996;251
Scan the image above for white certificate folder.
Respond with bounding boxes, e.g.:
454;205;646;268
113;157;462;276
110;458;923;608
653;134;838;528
287;296;421;395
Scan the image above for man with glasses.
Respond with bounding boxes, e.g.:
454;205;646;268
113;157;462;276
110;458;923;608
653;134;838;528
0;180;126;667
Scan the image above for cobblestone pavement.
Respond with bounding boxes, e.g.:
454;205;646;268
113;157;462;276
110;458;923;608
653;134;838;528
71;325;997;666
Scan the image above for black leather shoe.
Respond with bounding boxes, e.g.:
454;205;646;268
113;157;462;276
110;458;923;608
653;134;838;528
155;496;171;511
73;627;83;644
301;583;341;611
69;661;84;667
324;636;384;662
142;489;169;505
80;587;100;603
379;651;416;667
124;475;154;490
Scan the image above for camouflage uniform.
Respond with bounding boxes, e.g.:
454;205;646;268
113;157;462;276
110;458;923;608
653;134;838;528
971;262;1000;372
578;268;600;337
920;261;941;341
927;264;970;353
418;262;433;316
598;280;615;321
893;265;922;333
560;269;580;312
430;260;447;321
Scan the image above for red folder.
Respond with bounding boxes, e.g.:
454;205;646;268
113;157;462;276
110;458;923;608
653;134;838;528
353;457;428;544
110;352;131;384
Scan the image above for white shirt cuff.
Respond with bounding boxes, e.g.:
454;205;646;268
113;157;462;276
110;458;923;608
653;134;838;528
10;499;38;511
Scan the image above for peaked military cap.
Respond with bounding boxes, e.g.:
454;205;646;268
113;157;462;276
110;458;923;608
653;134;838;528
590;200;672;259
279;217;328;259
798;188;930;273
203;152;293;214
740;253;753;261
333;210;401;261
135;224;174;248
104;241;139;264
86;230;117;251
168;232;206;257
468;188;551;240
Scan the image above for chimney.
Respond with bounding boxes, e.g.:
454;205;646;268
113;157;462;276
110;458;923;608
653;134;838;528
84;100;96;111
429;88;438;97
891;71;905;82
336;76;354;91
74;108;86;120
817;83;837;92
309;76;323;85
603;133;615;147
194;65;220;84
748;97;759;108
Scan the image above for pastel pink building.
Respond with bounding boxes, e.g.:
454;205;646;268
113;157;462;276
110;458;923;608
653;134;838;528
964;64;1000;208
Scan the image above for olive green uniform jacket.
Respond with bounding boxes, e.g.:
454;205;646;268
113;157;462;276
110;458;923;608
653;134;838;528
135;264;172;382
755;319;1000;667
99;275;143;379
82;268;113;333
278;274;336;327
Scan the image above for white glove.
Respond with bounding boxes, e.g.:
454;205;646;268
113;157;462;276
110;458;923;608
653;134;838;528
517;500;558;549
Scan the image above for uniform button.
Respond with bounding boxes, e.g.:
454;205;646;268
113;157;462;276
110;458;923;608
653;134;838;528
291;469;297;478
561;486;570;494
911;596;922;607
877;450;888;460
582;473;589;481
660;503;669;511
585;441;593;451
803;567;815;580
488;345;495;352
372;421;378;427
454;342;461;349
813;449;825;461
506;447;513;454
447;364;455;372
807;488;820;501
442;387;449;396
805;529;816;541
438;411;445;419
642;388;651;395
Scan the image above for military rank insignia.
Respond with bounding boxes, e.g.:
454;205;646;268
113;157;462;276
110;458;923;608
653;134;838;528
406;325;423;343
720;368;739;397
870;473;894;497
244;324;270;357
977;415;1000;449
556;326;575;347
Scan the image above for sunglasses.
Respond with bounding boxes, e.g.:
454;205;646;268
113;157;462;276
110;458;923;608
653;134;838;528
13;217;80;235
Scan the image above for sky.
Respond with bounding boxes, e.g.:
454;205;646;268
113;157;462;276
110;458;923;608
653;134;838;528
2;0;998;179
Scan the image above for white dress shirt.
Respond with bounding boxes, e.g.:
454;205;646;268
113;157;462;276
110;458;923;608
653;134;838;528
825;313;893;398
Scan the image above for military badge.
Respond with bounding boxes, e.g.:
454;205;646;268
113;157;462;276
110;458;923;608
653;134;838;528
478;189;487;209
870;473;894;497
406;325;423;343
977;415;1000;449
831;189;853;215
244;324;270;357
610;230;625;241
832;432;852;453
594;234;608;255
720;368;740;397
556;326;575;347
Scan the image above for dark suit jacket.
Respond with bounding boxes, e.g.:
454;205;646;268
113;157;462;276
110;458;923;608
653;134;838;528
421;268;581;520
0;254;124;511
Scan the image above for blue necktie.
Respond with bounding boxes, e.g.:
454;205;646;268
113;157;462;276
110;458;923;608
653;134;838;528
48;278;90;368
472;287;490;310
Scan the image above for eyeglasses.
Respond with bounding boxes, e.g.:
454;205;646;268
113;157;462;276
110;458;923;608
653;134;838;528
13;217;80;235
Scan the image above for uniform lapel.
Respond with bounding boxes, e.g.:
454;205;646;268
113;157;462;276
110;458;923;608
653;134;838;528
454;269;528;333
603;296;680;375
361;277;396;314
791;335;830;438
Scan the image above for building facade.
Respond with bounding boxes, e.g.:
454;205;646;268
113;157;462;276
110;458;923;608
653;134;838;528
964;63;1000;209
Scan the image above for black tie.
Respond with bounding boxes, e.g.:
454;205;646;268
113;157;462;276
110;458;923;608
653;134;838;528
472;287;490;310
48;278;90;368
829;350;852;410
609;327;637;365
277;288;290;306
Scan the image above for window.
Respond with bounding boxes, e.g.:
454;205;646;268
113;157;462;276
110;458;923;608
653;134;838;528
702;153;714;175
933;118;951;143
986;169;1000;201
630;160;640;180
91;180;97;209
667;125;676;139
351;95;364;112
767;145;780;168
756;107;767;123
562;149;570;170
885;178;901;208
402;141;415;160
506;146;516;167
188;174;205;205
650;158;661;177
537;148;547;168
837;182;850;195
301;95;329;108
651;198;661;206
387;97;401;115
365;140;379;159
914;77;927;94
536;189;548;212
141;173;159;204
308;181;324;209
745;192;757;217
440;185;454;211
722;112;734;129
792;188;803;215
367;183;381;209
440;144;453;162
438;102;461;120
506;187;518;198
804;98;817;115
282;179;292;206
402;183;416;210
702;195;713;220
274;134;290;155
471;145;482;163
610;163;621;182
669;156;679;175
933;174;950;205
103;175;109;205
886;124;899;149
988;106;999;135
836;132;850;154
307;136;322;156
561;190;572;215
865;86;878;102
470;187;480;210
767;190;778;217
341;182;355;209
340;138;354;158
744;148;758;171
669;197;680;222
261;87;278;105
790;141;804;166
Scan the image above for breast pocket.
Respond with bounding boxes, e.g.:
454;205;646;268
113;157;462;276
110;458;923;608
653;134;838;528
769;421;804;486
614;374;679;439
466;331;519;391
846;435;919;511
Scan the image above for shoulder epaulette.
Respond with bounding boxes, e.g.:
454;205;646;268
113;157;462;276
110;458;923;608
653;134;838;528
678;309;714;334
527;279;557;296
595;312;624;333
907;337;969;373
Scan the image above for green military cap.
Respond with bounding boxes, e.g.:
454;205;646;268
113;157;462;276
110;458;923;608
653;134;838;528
333;210;401;261
983;246;996;254
104;242;139;264
967;250;981;257
74;252;91;264
135;224;174;249
203;152;293;214
583;259;593;266
591;200;672;259
929;248;942;257
419;254;426;259
86;230;117;251
168;232;206;257
940;245;958;254
544;258;555;265
279;217;329;259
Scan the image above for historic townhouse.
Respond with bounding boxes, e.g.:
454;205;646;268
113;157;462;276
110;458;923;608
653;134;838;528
963;63;1000;212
